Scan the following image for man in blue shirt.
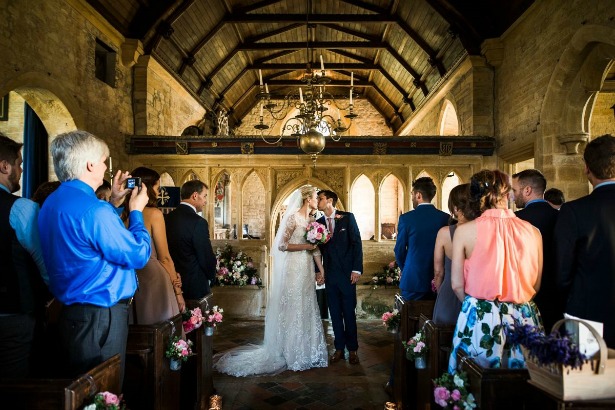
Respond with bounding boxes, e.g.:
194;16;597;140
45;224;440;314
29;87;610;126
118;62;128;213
39;130;151;381
0;133;48;378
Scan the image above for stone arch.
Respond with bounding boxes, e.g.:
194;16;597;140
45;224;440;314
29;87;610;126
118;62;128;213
540;25;615;157
159;172;175;187
441;170;462;214
241;170;266;238
180;170;200;185
351;174;375;240
379;173;404;239
438;97;460;136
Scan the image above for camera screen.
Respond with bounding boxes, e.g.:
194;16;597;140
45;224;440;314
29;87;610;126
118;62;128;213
126;178;137;189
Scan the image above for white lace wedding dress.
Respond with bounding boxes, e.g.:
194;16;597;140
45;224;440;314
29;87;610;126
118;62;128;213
213;212;328;376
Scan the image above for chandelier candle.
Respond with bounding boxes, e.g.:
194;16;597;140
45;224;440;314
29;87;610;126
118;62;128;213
320;54;324;71
259;69;263;86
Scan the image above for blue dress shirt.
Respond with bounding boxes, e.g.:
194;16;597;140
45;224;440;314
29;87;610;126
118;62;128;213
0;184;48;284
38;180;151;307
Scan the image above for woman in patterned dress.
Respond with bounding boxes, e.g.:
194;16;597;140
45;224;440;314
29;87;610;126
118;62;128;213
448;170;543;372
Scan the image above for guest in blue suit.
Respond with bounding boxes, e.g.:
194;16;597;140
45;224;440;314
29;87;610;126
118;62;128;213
317;190;363;365
395;177;449;301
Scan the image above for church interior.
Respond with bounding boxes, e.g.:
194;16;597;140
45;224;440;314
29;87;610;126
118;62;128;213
1;0;615;408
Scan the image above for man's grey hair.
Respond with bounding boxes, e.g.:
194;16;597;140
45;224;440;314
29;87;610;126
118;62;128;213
51;130;109;182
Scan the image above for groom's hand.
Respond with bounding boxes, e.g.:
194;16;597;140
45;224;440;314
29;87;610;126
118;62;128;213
350;272;361;285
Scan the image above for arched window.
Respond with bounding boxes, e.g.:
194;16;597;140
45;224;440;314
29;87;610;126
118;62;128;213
214;172;231;234
351;175;375;240
439;100;459;136
379;174;403;239
441;171;460;214
159;172;175;187
241;171;265;239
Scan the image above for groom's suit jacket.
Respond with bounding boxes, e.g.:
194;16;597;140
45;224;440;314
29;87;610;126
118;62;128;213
555;183;615;347
165;203;216;299
318;210;363;283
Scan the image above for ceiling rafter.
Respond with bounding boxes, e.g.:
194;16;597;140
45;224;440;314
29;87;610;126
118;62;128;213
144;0;196;53
320;24;381;42
394;18;445;76
225;14;397;23
245;23;304;43
384;45;428;96
237;41;385;51
234;0;283;14
338;0;388;15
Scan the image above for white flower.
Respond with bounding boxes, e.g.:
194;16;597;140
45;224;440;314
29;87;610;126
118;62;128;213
463;393;477;409
84;405;96;410
453;373;464;388
392;309;399;315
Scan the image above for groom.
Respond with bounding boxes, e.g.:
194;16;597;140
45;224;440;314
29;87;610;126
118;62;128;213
317;190;363;365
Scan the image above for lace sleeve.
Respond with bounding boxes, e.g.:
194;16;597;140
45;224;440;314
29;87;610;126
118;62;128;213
312;247;321;258
278;214;296;251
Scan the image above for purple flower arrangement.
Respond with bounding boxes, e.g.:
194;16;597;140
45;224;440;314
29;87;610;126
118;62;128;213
505;324;587;370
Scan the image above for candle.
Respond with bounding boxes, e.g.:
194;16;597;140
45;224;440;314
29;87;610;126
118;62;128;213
265;83;269;94
349;89;353;105
351;72;354;87
259;69;263;86
299;88;303;104
259;104;263;117
320;55;324;71
109;156;112;170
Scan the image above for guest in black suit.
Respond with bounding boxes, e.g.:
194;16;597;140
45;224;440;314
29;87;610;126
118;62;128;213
512;169;561;331
317;190;363;365
544;188;565;210
165;180;216;299
555;134;615;347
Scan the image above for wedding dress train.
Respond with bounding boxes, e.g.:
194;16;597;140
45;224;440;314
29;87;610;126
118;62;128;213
213;212;328;376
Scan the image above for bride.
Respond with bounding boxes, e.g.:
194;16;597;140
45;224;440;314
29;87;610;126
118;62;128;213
213;186;329;376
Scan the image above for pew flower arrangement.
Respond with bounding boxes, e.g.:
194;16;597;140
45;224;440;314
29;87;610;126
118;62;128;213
215;243;263;287
433;371;476;409
381;309;400;333
83;391;126;410
182;307;203;333
505;323;587;369
367;261;401;289
204;305;224;328
403;330;428;360
165;336;194;362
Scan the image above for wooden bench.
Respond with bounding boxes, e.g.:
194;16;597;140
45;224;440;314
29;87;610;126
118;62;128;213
123;314;182;410
0;354;121;410
413;314;456;409
393;299;435;410
182;294;215;410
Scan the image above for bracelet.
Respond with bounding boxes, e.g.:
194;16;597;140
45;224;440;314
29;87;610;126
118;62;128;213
175;291;183;296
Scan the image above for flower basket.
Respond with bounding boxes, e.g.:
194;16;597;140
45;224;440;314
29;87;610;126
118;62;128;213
524;319;615;401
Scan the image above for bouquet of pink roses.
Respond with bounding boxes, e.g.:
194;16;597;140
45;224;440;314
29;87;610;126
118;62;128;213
304;221;331;245
182;307;203;333
165;336;194;362
204;305;224;327
433;371;476;409
83;391;126;410
381;309;400;332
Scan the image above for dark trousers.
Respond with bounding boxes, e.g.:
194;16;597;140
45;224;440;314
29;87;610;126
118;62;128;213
0;313;35;378
59;301;130;384
326;281;358;351
316;288;329;319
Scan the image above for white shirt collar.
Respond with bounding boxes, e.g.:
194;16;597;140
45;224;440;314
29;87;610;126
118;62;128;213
180;201;197;213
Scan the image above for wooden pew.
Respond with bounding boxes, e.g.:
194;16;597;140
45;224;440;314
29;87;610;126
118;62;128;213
123;314;183;410
182;294;215;410
414;315;456;410
0;354;121;410
457;349;538;409
394;299;436;410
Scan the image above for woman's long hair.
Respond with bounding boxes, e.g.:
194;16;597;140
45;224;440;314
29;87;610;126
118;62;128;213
466;170;511;219
447;183;471;224
121;167;160;221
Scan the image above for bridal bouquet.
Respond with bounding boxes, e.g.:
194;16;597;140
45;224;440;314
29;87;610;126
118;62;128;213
305;221;331;245
83;392;126;410
433;371;476;409
182;307;204;333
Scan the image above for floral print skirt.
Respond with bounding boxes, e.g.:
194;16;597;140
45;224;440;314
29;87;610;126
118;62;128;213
448;296;543;373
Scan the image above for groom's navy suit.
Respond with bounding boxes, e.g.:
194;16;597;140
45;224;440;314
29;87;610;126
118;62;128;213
318;210;363;352
395;204;448;301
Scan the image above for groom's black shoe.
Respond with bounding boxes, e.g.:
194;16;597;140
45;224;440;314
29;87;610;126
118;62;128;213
330;350;344;363
349;351;360;365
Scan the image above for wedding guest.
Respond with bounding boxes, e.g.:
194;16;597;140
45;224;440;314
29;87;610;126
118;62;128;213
95;179;112;201
395;176;449;301
0;133;48;378
165;180;216;299
122;167;185;322
432;183;472;326
544;187;565;210
38;130;150;382
31;181;61;206
448;170;543;372
555;134;615;347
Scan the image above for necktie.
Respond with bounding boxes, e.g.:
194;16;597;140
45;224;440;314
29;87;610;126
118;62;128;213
327;217;334;235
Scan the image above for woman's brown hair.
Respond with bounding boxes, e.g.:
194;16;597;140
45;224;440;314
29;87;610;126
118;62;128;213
466;170;511;219
121;167;160;220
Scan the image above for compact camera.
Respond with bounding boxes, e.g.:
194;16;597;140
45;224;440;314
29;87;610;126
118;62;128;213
125;177;141;190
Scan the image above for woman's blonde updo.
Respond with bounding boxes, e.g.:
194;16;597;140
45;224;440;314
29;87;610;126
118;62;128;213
466;170;511;219
300;185;317;202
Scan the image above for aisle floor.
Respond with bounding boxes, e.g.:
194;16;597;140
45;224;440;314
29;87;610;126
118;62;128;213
211;319;394;410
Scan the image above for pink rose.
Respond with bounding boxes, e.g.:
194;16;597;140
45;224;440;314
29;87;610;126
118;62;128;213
101;392;120;405
453;406;461;410
451;389;461;401
214;312;223;322
434;387;450;407
247;261;254;268
414;341;425;352
388;261;395;268
183;322;194;333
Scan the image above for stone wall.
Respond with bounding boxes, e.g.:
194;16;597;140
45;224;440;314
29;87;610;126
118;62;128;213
0;92;26;142
241;171;266;238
